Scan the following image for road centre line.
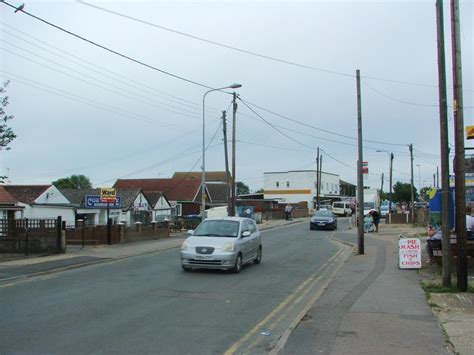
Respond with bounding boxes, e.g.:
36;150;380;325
224;242;345;355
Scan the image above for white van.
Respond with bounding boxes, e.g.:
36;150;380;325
332;201;352;216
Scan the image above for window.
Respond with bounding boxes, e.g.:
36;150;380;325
276;182;279;187
174;204;182;217
286;181;290;187
248;220;257;233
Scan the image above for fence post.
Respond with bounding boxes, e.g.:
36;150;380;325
56;216;63;253
24;218;29;257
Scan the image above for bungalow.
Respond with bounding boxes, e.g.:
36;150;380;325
4;185;75;226
114;175;228;216
142;191;172;222
0;186;24;220
60;188;153;226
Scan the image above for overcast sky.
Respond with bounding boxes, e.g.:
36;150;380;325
0;0;472;193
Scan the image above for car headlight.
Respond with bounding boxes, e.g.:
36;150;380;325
222;242;235;252
181;241;190;251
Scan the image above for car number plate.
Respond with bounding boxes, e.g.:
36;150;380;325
195;255;213;260
318;222;325;225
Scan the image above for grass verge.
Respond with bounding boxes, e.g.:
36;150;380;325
421;281;474;294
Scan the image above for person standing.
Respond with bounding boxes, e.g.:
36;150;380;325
370;209;381;233
285;204;291;221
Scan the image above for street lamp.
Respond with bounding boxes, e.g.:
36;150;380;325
202;83;242;215
376;150;394;222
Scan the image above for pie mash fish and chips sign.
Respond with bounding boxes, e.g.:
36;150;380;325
399;238;421;269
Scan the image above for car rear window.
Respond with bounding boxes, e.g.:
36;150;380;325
333;203;344;208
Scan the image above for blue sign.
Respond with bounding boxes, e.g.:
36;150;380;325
85;195;122;209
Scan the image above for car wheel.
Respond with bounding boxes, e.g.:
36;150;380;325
232;254;243;273
310;225;314;230
182;265;192;272
254;247;262;264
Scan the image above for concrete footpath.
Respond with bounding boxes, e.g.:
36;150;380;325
282;224;458;355
0;217;306;282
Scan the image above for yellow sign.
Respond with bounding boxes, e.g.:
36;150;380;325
466;125;474;140
100;188;116;203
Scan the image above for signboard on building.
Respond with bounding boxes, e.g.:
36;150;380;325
100;188;116;203
85;195;122;209
399;238;421;269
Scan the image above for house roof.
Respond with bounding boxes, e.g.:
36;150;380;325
172;171;231;182
3;185;51;204
60;188;145;209
114;179;201;202
142;191;167;207
0;186;18;204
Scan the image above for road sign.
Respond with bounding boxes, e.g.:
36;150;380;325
362;161;369;174
85;195;122;209
101;188;116;203
399;238;421;269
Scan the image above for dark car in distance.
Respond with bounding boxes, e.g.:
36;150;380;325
310;210;338;230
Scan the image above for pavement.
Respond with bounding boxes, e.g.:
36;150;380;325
282;223;473;355
0;217;306;282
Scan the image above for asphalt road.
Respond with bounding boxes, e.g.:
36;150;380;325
0;219;351;354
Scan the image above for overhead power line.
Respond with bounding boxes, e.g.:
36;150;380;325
0;23;214;112
1;0;215;90
76;0;474;92
240;98;407;147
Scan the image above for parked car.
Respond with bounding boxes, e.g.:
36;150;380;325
180;217;262;273
332;201;352;216
380;205;390;217
310;210;338;230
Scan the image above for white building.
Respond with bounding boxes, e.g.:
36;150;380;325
263;170;340;208
5;185;76;226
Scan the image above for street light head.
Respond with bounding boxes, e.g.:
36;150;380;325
230;83;242;89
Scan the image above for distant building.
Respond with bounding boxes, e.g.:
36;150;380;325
263;170;341;209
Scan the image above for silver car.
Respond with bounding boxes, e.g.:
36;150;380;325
180;217;262;273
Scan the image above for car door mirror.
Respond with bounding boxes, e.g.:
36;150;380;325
241;230;251;238
187;229;194;236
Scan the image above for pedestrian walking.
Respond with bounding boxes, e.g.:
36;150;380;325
285;204;291;220
369;209;381;233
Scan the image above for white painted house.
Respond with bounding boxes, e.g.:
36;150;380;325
143;191;172;221
263;170;341;208
5;185;76;226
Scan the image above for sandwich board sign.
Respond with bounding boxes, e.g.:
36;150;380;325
399;238;421;269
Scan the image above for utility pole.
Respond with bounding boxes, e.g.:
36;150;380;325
316;147;320;210
437;166;440;188
433;173;436;188
436;0;451;287
231;93;238;217
380;173;384;194
409;144;415;226
389;153;394;224
222;110;231;216
356;69;364;255
319;155;323;202
450;0;467;291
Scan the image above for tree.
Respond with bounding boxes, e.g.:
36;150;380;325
236;181;250;196
53;175;92;189
254;188;264;194
392;181;418;203
0;80;17;183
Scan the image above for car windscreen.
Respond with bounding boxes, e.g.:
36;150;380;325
333;203;344;208
364;202;375;209
315;211;333;217
193;220;240;238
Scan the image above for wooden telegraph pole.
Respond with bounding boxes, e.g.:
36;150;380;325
436;0;451;287
450;0;467;291
356;70;364;255
222;110;231;216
